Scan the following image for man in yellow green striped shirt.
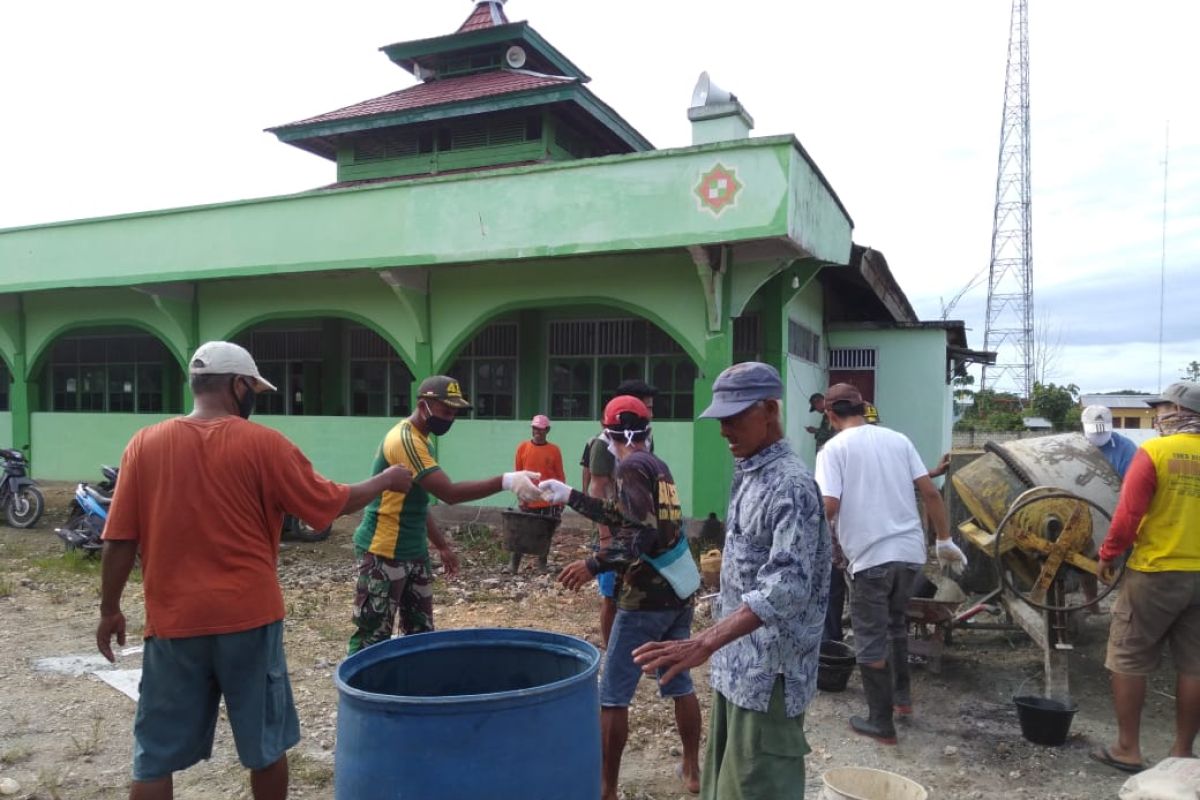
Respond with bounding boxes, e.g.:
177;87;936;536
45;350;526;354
348;375;542;654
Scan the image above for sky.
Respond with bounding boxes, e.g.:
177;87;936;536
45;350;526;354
1;0;1196;395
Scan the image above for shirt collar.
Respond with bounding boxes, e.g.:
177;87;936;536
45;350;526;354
735;439;791;472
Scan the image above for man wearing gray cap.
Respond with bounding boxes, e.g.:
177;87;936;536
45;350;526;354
814;382;964;745
634;362;830;800
1092;381;1200;773
96;341;416;800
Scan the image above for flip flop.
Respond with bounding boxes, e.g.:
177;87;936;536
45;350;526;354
1089;746;1146;774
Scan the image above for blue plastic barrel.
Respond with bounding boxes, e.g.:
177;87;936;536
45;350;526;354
334;627;601;800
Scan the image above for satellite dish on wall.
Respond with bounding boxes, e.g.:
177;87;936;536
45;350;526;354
690;71;735;109
505;46;527;69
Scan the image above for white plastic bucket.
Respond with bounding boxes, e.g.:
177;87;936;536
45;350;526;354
821;767;929;800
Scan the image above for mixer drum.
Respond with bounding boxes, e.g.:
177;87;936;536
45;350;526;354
951;433;1123;553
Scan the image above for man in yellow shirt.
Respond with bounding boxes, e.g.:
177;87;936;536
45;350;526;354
348;376;542;654
1093;381;1200;772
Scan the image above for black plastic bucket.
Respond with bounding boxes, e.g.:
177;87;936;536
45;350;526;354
1013;695;1077;746
817;640;856;693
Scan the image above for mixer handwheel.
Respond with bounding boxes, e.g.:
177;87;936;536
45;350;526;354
991;487;1123;613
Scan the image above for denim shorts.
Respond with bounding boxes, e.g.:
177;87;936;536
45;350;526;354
600;606;694;707
597;570;617;599
133;621;299;781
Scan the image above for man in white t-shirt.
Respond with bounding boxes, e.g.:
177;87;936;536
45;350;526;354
813;383;966;745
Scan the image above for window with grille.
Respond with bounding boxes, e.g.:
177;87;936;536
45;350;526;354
47;334;174;413
547;319;693;420
447;323;518;419
348;325;413;417
827;348;877;370
0;361;9;411
788;320;821;364
235;329;324;416
733;314;761;364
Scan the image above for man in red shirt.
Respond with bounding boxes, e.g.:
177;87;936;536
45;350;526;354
96;341;413;800
1092;382;1200;773
510;414;566;573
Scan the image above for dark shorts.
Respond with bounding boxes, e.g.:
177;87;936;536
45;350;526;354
849;561;921;664
1106;569;1200;676
600;606;694;707
133;621;298;781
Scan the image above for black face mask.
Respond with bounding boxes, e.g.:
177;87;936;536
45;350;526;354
232;377;257;420
421;401;454;436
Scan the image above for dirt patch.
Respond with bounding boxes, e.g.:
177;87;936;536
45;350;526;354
0;488;1180;798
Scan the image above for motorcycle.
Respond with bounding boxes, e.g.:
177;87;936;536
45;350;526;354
281;515;332;543
0;448;45;528
56;462;329;552
56;465;117;556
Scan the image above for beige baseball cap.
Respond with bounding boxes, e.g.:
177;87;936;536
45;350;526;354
189;341;277;392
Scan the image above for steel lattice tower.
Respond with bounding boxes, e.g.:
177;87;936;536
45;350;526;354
982;0;1034;399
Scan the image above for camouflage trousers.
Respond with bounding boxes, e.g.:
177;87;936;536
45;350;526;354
348;549;435;656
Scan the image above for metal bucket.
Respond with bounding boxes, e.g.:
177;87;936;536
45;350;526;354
501;509;558;556
335;628;601;800
821;767;928;800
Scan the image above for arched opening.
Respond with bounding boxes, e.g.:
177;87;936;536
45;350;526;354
443;307;702;422
232;318;414;417
39;327;183;414
0;354;12;412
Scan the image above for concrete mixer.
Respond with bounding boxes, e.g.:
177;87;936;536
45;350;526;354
950;433;1127;699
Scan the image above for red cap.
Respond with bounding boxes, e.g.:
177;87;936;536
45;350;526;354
603;395;652;427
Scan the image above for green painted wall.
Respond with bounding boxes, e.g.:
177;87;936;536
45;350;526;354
31;413;173;479
0;412;11;452
825;328;951;468
429;254;709;370
22;291;190;378
0;137;850;294
435;420;696;516
784;277;826;469
197;274;423;369
25;411;704;517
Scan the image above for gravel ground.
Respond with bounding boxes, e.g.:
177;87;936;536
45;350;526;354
0;484;1180;799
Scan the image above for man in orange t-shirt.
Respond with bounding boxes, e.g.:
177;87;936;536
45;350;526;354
510;414;566;573
96;342;413;800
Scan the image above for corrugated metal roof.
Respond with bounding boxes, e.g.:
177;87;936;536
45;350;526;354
273;71;575;130
458;1;509;33
1080;394;1156;409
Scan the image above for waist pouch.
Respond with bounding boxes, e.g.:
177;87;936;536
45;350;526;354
644;535;701;600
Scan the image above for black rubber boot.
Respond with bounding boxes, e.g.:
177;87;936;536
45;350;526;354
891;639;913;717
850;664;898;744
508;552;522;575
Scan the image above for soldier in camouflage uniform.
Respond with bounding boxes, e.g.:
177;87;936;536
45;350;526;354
543;395;701;799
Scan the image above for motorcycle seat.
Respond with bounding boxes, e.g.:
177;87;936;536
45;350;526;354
84;485;113;505
0;448;23;460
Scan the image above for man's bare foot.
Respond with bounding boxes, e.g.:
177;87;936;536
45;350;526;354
676;762;700;794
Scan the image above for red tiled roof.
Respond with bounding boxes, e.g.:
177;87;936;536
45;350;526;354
458;1;509;33
275;70;575;130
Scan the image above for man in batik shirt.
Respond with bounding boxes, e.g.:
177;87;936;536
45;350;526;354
634;362;830;800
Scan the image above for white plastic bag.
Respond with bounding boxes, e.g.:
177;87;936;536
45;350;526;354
1119;758;1200;800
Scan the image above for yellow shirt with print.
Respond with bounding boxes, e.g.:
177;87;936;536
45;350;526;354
353;419;440;560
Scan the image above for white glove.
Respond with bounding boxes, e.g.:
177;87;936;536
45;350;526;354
936;538;968;575
538;479;572;505
502;471;542;503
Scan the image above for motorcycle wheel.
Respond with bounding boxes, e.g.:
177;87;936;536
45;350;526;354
283;518;332;543
6;485;45;528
